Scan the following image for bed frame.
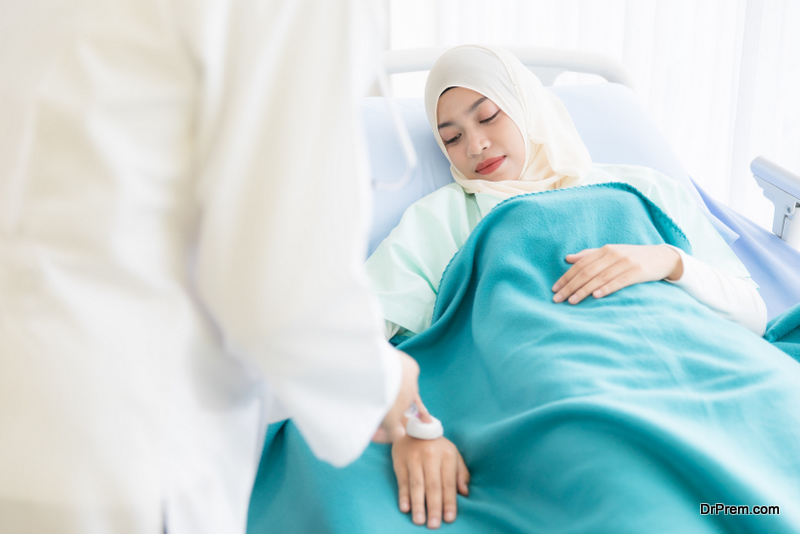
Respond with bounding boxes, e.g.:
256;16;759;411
751;157;800;250
382;45;636;88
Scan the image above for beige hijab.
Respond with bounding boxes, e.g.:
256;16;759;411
424;45;592;199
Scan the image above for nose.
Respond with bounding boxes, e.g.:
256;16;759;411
467;132;489;157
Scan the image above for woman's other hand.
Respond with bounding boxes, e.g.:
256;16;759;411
552;244;683;305
392;435;470;529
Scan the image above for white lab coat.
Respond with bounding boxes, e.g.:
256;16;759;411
0;1;399;533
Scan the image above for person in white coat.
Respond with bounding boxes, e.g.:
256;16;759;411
0;1;422;533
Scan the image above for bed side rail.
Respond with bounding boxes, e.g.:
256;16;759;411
752;156;800;250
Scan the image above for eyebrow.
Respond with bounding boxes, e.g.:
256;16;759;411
437;96;489;130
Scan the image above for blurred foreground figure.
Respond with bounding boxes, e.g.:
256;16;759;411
0;1;418;532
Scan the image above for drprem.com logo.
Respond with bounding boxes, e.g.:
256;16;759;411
700;503;780;516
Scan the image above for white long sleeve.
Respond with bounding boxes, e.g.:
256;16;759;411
665;246;767;336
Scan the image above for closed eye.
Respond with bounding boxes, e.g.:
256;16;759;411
443;134;461;146
480;110;501;124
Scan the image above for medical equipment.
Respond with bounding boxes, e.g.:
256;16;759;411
404;403;444;440
363;46;800;320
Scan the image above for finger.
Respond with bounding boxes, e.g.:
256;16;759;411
456;453;470;496
592;265;642;299
553;253;615;303
394;461;411;513
441;451;458;523
376;422;406;443
566;261;633;304
372;427;390;443
379;351;420;441
552;249;603;294
409;461;427;526
413;395;434;424
564;247;597;263
424;455;443;529
390;422;408;442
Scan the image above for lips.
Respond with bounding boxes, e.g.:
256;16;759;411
475;156;505;175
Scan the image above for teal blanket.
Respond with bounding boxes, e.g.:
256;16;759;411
248;184;800;533
765;303;800;362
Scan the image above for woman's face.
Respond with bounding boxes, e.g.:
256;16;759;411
436;87;525;182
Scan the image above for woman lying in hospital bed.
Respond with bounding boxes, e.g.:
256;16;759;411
247;46;800;533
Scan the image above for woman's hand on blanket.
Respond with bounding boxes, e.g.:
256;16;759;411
552;244;683;305
373;350;430;444
392;435;470;529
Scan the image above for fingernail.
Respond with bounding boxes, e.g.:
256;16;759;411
414;513;425;524
445;511;455;522
553;293;563;303
551;284;559;292
400;500;409;512
429;518;440;528
568;295;578;304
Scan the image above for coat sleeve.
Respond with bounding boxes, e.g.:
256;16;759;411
187;0;400;467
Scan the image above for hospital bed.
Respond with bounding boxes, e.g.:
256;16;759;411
247;47;800;534
364;46;800;320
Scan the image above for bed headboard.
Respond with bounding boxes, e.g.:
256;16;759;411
381;46;636;88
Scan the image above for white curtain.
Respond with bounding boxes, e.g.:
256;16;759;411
388;0;800;232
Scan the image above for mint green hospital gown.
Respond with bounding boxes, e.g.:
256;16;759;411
366;163;752;337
